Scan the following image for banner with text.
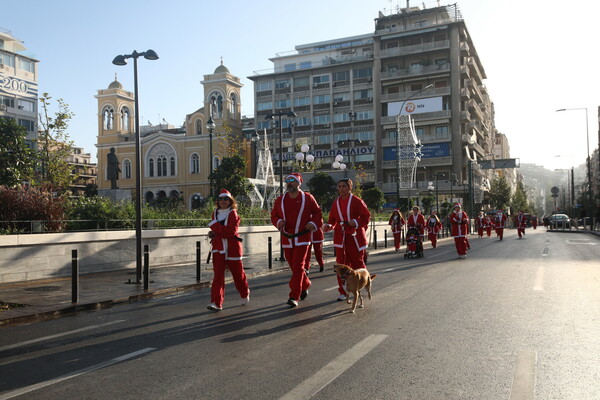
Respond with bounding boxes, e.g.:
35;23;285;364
388;96;443;116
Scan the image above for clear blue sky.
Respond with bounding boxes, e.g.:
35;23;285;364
3;0;598;171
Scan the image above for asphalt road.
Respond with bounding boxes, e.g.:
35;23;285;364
0;228;598;400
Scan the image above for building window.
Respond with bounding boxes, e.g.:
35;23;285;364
299;61;312;69
275;80;291;89
294;96;310;107
149;158;154;177
229;93;237;117
257;101;273;111
333;113;349;123
333;71;349;82
353;89;373;100
313;94;330;104
0;53;15;67
275;99;291;109
435;126;449;139
354;68;372;79
257;120;271;129
212;156;220;170
103;107;114;130
284;64;296;71
0;95;15;108
293;77;309;87
313;75;329;85
156;155;167;177
120;106;130;131
416;128;424;140
295;116;311;126
256;81;272;91
170;157;176;176
195;119;203;135
191;153;199;173
209;92;223;118
18;119;35;131
356;110;373;120
124;159;131;179
17;99;34;112
313;114;330;125
333;92;350;102
18;58;34;73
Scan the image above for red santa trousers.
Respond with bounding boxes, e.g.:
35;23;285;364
304;242;324;270
496;227;504;239
454;237;468;256
428;232;438;248
486;226;492;237
335;235;366;295
393;232;402;250
284;245;311;301
477;227;484;237
210;253;249;308
517;228;525;238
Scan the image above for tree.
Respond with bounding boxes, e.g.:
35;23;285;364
421;194;435;214
37;93;75;190
511;180;529;213
0;118;35;187
489;176;511;210
307;171;336;211
362;187;385;212
209;154;252;198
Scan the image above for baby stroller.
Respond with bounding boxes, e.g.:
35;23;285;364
404;227;424;258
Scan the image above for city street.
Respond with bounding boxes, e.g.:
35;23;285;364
0;229;598;400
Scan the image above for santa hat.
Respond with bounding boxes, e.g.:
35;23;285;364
218;189;232;198
453;202;462;209
286;173;303;185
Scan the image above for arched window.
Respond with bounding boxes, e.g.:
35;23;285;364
191;153;199;174
195;120;202;135
212;156;220;170
103;107;114;130
121;106;131;132
149;158;154;177
157;155;167;176
229;93;237;117
170;157;176;176
209;92;223;118
123;159;131;179
145;191;154;203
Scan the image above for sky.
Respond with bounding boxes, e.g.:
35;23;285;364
3;0;598;172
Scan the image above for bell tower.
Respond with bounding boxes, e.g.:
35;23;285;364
95;76;135;146
201;59;243;131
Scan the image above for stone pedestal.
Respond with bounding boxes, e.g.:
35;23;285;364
98;188;132;202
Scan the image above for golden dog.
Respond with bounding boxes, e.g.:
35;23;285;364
333;264;377;313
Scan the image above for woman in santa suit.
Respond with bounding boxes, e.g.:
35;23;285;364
484;214;493;237
206;189;250;312
475;211;485;238
426;212;443;248
407;206;426;239
450;202;470;259
323;178;371;301
388;209;405;252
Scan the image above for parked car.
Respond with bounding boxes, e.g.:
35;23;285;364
549;214;571;229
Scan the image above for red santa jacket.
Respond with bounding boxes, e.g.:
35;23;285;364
328;193;370;251
407;213;426;235
388;213;405;234
270;190;323;248
495;213;507;228
515;214;528;229
208;208;243;261
311;226;324;243
475;216;485;230
425;216;442;234
450;210;470;237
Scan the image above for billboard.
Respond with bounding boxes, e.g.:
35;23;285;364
0;73;38;98
383;143;450;161
388;97;443;116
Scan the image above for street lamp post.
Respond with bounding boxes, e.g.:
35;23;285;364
396;84;434;208
206;116;216;198
337;139;362;177
112;49;159;284
265;111;297;196
556;108;592;221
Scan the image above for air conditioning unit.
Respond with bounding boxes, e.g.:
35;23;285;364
367;97;373;102
0;104;6;111
367;77;373;83
18;105;24;109
334;101;339;106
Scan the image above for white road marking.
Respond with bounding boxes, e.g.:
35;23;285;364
279;334;388;400
0;320;126;352
509;350;537;400
0;347;156;400
565;240;596;245
533;267;544;291
381;268;395;272
323;285;339;292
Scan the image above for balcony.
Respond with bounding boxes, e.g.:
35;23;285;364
380;40;450;58
381;63;450;80
380;87;450;102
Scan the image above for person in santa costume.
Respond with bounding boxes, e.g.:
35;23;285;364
407;206;426;239
531;215;538;230
206;189;250;311
388;209;405;252
270;173;323;308
484;213;493;237
515;210;528;239
323;178;371;301
495;209;507;240
426;212;443;248
475;211;485;238
450;202;470;258
304;226;325;274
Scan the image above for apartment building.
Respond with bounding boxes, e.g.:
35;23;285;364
249;4;499;210
0;28;38;146
67;146;97;197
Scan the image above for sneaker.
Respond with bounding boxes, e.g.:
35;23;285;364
337;294;347;302
207;303;222;312
240;293;250;306
305;268;310;275
287;298;298;308
319;265;324;273
300;290;309;301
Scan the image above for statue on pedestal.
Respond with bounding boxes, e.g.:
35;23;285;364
107;147;121;189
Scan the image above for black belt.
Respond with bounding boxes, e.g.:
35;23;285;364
282;230;309;239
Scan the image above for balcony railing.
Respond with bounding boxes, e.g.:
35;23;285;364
380;40;450;58
381;63;450;80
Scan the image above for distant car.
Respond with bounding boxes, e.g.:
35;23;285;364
549;214;571;229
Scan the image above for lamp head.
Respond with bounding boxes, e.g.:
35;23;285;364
556;109;566;112
143;49;159;60
112;55;127;66
265;114;274;120
206;116;216;131
286;111;297;118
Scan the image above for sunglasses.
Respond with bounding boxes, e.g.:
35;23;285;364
218;197;230;201
285;178;298;183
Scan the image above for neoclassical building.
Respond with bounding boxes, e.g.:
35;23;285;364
96;62;244;208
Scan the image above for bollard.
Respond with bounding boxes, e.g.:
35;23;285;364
384;230;388;248
268;237;273;270
71;249;79;303
374;230;378;249
196;241;202;282
143;244;149;290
